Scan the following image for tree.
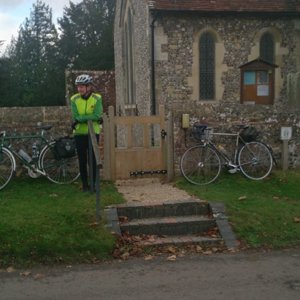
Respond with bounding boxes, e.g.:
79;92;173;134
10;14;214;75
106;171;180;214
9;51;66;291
58;0;115;70
7;0;64;106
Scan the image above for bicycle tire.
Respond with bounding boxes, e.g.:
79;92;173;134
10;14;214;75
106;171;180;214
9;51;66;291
180;144;221;185
0;147;16;191
238;141;273;180
260;141;278;167
39;142;80;184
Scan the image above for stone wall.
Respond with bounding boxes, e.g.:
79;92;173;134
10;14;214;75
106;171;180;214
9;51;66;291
153;15;300;169
114;0;152;116
0;106;72;137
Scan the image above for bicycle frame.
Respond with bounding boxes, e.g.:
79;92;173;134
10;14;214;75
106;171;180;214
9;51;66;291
203;131;244;170
0;128;52;176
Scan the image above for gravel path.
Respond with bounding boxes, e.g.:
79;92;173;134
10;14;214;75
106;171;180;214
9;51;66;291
115;178;196;204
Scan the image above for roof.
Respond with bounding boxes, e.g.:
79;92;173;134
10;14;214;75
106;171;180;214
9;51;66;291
150;0;300;14
239;58;279;68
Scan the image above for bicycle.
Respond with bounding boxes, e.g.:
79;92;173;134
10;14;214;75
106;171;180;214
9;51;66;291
180;124;273;185
0;123;80;190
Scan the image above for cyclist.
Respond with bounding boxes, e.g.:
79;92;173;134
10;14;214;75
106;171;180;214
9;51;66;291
70;74;103;192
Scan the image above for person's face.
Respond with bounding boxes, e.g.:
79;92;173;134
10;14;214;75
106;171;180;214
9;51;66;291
77;84;92;97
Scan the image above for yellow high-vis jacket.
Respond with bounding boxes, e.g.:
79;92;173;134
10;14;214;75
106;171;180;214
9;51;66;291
70;93;103;135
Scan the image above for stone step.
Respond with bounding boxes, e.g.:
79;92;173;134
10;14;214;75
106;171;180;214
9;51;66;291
104;201;239;250
138;235;223;248
116;199;211;220
120;215;216;236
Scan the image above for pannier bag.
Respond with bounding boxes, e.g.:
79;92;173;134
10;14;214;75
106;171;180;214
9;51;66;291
240;126;259;142
191;124;208;141
54;136;76;159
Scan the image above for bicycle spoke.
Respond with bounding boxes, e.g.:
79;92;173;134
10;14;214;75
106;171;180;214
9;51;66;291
238;142;273;180
40;143;80;184
180;145;221;185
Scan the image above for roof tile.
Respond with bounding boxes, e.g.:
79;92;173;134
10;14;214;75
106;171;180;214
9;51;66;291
152;0;300;13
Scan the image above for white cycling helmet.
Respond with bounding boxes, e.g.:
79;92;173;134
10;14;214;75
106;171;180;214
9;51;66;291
75;74;93;85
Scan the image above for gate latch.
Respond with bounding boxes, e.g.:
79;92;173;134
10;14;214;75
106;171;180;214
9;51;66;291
161;129;167;139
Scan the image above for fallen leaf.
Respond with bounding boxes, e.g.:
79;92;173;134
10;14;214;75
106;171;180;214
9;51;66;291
147;236;156;243
89;222;99;228
167;246;177;254
144;255;154;261
119;216;129;223
294;217;300;223
6;267;15;273
167;255;177;261
196;246;203;253
121;252;130;260
238;196;247;200
34;273;45;280
20;271;31;277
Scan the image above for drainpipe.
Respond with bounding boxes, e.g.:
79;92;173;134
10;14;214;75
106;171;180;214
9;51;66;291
150;13;158;115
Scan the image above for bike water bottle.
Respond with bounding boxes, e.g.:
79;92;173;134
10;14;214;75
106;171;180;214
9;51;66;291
32;143;39;158
18;149;32;163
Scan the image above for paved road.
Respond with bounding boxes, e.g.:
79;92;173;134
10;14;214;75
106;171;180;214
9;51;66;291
1;249;299;300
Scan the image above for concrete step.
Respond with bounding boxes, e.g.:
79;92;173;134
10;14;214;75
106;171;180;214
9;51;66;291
138;235;223;248
116;199;211;220
120;215;216;236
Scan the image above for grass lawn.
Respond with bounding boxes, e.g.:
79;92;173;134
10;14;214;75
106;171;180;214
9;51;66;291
0;176;125;268
1;170;299;268
175;170;300;249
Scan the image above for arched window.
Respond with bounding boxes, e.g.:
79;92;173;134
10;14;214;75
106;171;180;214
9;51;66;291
199;32;215;100
260;32;274;63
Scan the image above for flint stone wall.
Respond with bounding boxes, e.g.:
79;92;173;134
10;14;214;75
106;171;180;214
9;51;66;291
154;15;300;169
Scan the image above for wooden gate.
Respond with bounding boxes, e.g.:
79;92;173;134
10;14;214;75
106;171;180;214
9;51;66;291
102;105;174;181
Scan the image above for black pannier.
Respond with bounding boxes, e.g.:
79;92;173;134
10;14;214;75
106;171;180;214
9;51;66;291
54;136;76;159
191;124;208;141
239;126;258;142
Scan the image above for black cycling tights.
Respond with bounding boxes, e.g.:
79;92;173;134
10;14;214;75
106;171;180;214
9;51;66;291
74;134;99;187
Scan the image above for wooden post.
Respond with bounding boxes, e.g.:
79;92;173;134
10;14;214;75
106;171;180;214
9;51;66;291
108;106;116;181
103;113;110;180
280;127;292;171
282;140;289;171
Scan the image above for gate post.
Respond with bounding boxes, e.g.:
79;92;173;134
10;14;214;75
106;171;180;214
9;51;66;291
108;106;116;181
103;112;111;180
166;111;174;182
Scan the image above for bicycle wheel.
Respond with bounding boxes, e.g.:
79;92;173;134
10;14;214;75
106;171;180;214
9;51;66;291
180;145;221;185
238;141;273;180
39;142;80;184
0;147;16;190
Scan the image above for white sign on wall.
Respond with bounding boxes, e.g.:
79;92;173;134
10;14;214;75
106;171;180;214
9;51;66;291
280;127;292;140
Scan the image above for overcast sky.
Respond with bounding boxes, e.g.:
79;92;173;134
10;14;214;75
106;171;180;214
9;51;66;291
0;0;81;55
